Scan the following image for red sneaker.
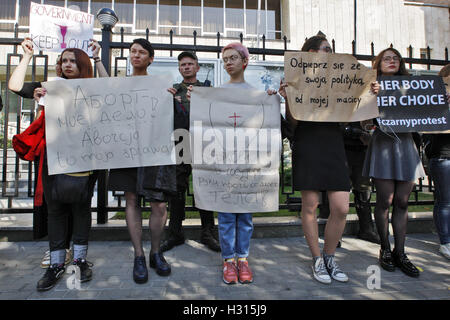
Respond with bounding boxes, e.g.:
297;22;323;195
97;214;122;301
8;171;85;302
237;259;253;284
222;260;238;285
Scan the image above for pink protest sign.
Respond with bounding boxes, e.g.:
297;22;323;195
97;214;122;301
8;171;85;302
29;2;94;54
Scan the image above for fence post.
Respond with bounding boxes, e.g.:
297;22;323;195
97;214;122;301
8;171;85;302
97;21;114;224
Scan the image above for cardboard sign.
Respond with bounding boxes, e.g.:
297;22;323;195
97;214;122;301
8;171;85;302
377;75;450;133
190;87;281;213
43;75;176;175
30;2;94;54
284;52;378;122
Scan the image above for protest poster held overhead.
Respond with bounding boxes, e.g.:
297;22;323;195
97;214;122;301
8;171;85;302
284;52;379;122
43;75;176;175
29;2;94;54
377;75;450;133
190;87;281;213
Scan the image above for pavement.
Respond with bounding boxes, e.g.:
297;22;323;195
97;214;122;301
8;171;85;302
0;233;449;300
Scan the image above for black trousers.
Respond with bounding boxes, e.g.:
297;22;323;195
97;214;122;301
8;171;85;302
42;163;97;252
167;164;213;239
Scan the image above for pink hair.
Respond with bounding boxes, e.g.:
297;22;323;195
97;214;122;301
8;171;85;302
221;42;249;60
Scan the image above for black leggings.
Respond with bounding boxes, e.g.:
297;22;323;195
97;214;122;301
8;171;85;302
373;179;415;254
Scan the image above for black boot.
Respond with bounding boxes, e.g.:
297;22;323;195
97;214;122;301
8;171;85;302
354;190;380;244
392;249;420;278
161;192;186;252
199;210;221;252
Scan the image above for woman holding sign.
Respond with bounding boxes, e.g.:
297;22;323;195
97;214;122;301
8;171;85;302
10;45;101;291
108;39;176;284
281;35;351;284
362;48;426;277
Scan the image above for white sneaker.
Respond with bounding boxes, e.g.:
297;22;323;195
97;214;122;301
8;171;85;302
312;257;332;284
439;243;450;260
324;255;348;283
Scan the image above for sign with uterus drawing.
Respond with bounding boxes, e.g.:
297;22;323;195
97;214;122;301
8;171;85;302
190;87;281;213
29;2;94;54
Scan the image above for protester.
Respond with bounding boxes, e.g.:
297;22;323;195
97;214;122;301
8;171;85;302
162;51;220;253
341;122;380;244
279;34;354;284
362;48;426;277
108;39;176;284
425;64;450;260
207;42;257;285
9;39;106;270
9;44;103;291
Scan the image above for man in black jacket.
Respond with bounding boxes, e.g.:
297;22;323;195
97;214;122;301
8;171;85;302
162;52;220;252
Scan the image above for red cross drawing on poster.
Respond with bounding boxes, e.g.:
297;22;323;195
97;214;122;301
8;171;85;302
228;112;241;128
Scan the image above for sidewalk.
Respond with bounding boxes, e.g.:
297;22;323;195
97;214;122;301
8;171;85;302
0;233;448;300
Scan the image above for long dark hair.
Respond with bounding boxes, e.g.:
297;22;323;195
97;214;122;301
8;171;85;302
58;48;93;79
372;48;409;76
301;35;327;52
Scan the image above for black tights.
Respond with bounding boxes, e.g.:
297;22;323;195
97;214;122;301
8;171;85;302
373;179;415;255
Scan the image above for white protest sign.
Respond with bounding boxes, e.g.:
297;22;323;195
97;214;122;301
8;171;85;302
30;2;94;54
43;75;176;175
190;87;281;213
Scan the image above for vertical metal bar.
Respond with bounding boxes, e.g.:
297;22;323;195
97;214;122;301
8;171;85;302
262;34;265;61
217;32;221;59
170;29;173;57
354;0;357;53
427;46;431;71
97;23;114;224
409;45;413;69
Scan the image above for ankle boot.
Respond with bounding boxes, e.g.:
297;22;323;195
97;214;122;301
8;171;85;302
199;210;221;252
355;190;380;244
379;248;395;272
392;249;420;278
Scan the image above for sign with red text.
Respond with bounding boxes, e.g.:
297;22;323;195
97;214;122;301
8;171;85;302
190;88;281;213
377;75;450;133
30;2;94;54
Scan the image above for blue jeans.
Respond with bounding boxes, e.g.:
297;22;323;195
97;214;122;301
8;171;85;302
218;212;253;260
429;158;450;244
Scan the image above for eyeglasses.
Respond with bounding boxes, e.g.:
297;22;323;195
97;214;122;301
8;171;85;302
223;54;241;63
382;56;400;62
319;46;333;53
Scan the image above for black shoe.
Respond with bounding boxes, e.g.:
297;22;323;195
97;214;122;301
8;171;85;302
150;252;171;276
36;264;65;291
392;250;420;278
379;249;396;272
160;238;185;253
336;240;342;248
358;231;381;244
133;256;148;284
200;234;221;252
73;259;93;283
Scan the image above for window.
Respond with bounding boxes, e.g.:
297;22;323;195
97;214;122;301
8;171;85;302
136;0;157;31
159;0;179;32
67;0;90;12
0;0;16;21
181;0;201;35
204;0;224;34
114;0;134;26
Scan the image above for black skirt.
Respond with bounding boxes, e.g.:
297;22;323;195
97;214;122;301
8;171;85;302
292;121;351;191
108;165;177;202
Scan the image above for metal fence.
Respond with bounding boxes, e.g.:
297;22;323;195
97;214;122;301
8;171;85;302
0;23;448;223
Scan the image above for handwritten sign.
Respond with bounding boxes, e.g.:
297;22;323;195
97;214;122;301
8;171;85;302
284;52;378;122
42;75;176;175
190;87;281;213
30;2;94;54
377;75;450;133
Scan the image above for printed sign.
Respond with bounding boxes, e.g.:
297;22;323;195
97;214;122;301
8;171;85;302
190;87;281;213
377;75;450;133
284;52;379;122
30;2;94;54
43;75;176;175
